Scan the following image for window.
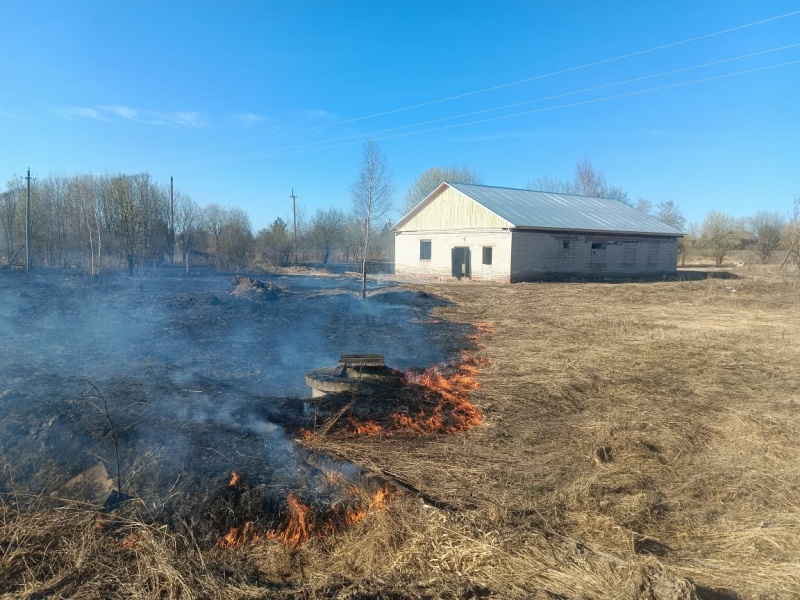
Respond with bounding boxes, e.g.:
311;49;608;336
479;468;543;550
562;240;571;251
482;247;493;265
590;242;607;265
623;244;636;265
419;240;431;261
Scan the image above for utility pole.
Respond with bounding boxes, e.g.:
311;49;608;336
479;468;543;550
169;176;175;264
24;168;32;271
290;189;297;267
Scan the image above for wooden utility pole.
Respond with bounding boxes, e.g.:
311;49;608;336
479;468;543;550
169;176;175;264
24;168;32;271
290;189;297;267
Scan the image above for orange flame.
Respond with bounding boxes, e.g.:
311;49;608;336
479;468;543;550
343;505;367;526
216;521;258;549
217;484;396;550
269;494;314;548
396;358;484;434
473;321;496;334
343;320;490;437
338;483;394;528
346;416;384;435
368;483;393;509
229;471;240;487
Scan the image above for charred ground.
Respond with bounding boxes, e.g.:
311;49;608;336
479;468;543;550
0;269;472;547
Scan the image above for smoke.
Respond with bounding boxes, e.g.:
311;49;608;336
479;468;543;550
0;269;467;517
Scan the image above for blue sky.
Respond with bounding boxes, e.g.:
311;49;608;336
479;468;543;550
1;1;799;230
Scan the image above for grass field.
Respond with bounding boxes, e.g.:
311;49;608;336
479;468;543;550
3;265;800;599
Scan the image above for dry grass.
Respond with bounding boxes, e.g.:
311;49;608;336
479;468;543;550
3;266;800;598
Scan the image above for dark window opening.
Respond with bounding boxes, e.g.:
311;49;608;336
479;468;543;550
562;241;571;250
482;247;493;265
590;242;607;265
420;240;431;261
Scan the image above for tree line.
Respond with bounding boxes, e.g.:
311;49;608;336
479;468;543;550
528;160;800;268
0;143;397;275
2;150;797;274
0;173;254;274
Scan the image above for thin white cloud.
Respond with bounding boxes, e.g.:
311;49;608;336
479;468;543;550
56;104;206;127
100;104;139;120
235;112;265;126
56;106;111;121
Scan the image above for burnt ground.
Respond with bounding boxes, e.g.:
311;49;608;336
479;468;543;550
0;267;472;543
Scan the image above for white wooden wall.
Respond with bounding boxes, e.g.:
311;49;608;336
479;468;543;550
399;186;511;231
394;230;513;281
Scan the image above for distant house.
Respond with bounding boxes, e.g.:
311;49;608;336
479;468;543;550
393;182;684;282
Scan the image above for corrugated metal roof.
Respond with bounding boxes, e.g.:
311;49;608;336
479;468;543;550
447;183;683;236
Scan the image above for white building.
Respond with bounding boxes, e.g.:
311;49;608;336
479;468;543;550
393;183;683;282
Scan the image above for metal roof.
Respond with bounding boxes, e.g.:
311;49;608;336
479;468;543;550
446;182;684;236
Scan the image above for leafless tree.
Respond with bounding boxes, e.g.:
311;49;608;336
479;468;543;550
567;159;608;197
100;173;167;274
656;200;686;231
780;195;800;268
635;198;653;215
341;215;363;263
528;159;631;205
526;175;568;193
700;212;741;266
746;211;785;263
173;191;202;271
351;140;394;298
309;207;346;265
198;204;254;271
33;176;71;268
68;174;103;275
0;180;22;266
402;164;482;215
678;222;700;267
203;204;227;269
217;207;253;271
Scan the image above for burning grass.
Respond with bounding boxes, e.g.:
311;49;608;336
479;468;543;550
394;357;485;434
304;327;491;440
217;483;396;550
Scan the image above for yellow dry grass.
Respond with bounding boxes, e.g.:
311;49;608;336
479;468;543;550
3;265;800;598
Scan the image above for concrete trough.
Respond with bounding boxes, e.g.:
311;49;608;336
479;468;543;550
305;354;403;397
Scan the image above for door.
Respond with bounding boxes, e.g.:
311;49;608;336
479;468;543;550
451;247;471;279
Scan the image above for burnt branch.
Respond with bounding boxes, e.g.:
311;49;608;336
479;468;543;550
82;380;123;496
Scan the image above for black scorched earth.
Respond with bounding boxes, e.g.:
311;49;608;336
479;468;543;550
0;268;474;543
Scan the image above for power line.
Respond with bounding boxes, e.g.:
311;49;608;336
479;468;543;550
182;59;800;165
153;8;800;160
176;51;800;167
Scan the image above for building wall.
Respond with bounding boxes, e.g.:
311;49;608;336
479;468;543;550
400;186;512;231
394;229;513;281
510;230;679;281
